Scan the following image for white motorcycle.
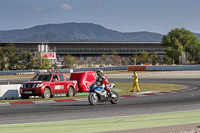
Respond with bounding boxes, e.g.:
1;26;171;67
88;83;119;106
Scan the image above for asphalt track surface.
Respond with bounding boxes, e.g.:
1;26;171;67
0;78;200;125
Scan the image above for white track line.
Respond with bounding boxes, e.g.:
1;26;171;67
0;102;11;106
33;100;57;104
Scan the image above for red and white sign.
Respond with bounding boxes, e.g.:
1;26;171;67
35;52;56;59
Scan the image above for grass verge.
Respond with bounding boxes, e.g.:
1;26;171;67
114;83;185;95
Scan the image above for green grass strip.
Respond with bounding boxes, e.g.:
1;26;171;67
1;109;200;133
114;83;185;95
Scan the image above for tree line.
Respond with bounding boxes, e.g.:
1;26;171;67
162;28;200;64
129;28;200;65
0;43;76;70
0;43;50;70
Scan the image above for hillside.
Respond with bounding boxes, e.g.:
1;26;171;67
0;23;199;42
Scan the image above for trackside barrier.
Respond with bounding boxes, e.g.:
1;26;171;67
146;65;200;71
0;70;48;76
128;66;146;71
128;65;200;71
0;69;73;76
0;84;21;100
73;66;128;72
0;65;200;75
51;69;72;73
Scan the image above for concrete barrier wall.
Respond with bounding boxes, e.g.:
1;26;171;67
73;65;128;72
146;65;200;71
128;65;200;71
0;84;21;100
128;66;146;71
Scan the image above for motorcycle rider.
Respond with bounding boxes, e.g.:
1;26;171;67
95;69;115;97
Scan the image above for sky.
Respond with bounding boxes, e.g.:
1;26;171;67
0;0;200;34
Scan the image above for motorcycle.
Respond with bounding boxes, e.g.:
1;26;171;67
88;83;119;105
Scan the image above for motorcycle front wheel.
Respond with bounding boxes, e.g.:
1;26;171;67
88;93;99;106
110;91;119;104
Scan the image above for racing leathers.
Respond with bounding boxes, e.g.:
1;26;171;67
95;74;109;88
95;74;114;97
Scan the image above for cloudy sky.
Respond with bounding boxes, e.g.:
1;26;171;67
0;0;200;34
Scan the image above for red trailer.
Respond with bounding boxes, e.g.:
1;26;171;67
70;71;96;92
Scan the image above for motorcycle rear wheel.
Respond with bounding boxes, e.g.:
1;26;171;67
88;93;99;106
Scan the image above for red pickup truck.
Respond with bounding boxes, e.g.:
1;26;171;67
20;71;96;99
20;73;78;99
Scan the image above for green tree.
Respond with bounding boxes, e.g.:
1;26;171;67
26;51;35;69
63;55;76;68
195;45;200;63
36;52;50;69
0;46;6;70
101;54;109;66
163;55;173;65
185;40;200;64
39;57;50;69
138;51;150;64
162;28;199;64
151;52;159;65
7;43;18;70
121;58;126;65
129;54;138;65
18;50;35;69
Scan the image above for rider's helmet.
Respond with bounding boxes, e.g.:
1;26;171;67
96;69;103;75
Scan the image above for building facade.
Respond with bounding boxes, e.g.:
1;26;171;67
0;42;166;66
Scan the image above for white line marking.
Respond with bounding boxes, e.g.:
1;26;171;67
74;98;87;101
0;102;11;106
134;94;148;97
33;100;57;104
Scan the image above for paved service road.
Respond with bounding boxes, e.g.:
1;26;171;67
0;78;199;125
0;77;29;84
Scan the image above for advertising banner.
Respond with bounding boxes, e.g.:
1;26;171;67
35;52;56;59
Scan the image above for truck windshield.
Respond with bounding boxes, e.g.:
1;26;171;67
31;74;51;81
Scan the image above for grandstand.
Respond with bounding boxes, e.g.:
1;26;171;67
0;42;165;66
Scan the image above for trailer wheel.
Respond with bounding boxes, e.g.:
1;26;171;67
67;87;74;97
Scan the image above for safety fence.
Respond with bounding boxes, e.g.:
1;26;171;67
0;66;128;76
128;65;200;71
0;70;47;76
0;65;200;76
73;65;128;72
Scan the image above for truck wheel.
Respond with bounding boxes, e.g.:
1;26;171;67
67;87;74;97
42;88;51;98
21;95;30;99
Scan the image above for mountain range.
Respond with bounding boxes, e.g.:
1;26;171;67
0;22;200;42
